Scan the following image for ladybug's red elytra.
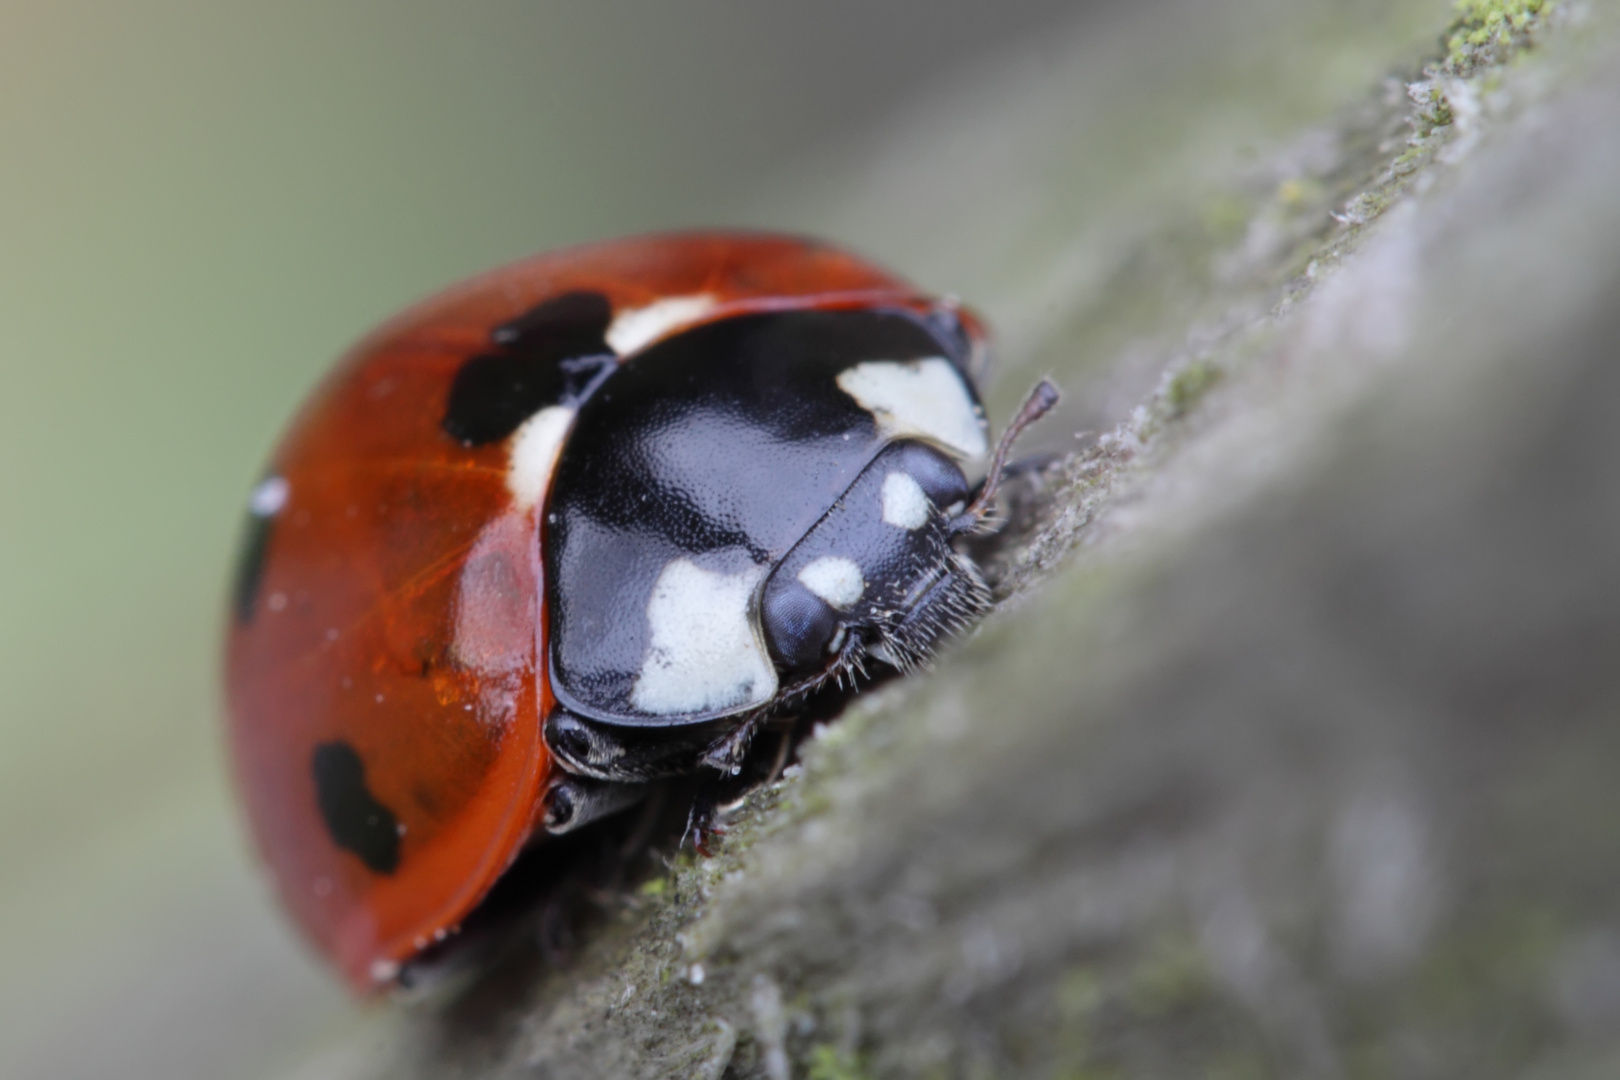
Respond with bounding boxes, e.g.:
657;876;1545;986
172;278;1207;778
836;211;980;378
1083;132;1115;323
225;232;1056;993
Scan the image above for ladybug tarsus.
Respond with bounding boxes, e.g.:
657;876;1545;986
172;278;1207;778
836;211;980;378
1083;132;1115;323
698;713;763;777
682;794;729;859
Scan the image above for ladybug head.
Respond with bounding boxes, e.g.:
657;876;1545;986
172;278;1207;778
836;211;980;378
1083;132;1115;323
760;439;991;685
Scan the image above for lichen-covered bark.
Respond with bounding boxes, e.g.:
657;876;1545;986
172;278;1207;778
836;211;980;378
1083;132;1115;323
293;3;1620;1077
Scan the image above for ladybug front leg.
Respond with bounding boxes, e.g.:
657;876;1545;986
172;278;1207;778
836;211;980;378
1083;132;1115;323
682;789;727;858
698;712;763;776
680;714;767;855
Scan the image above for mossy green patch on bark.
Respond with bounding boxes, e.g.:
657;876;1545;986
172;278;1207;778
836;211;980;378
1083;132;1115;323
1163;360;1227;420
806;1044;873;1080
1445;0;1556;72
1339;902;1571;1078
1123;931;1213;1017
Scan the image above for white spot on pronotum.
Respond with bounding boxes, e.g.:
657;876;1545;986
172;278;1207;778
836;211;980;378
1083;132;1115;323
631;559;777;715
881;470;931;530
797;555;865;610
266;592;288;613
836;357;988;459
689;963;706;986
606;293;718;356
506;405;575;509
248;475;289;516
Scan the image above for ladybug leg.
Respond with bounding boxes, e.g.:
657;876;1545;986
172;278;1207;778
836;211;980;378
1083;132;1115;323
682;791;724;857
762;721;795;785
545;709;721;783
582;781;672;898
542;774;649;835
682;776;753;857
681;714;768;856
698;713;763;776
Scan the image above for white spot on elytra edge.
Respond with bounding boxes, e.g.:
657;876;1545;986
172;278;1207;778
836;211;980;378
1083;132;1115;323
837;357;988;459
689;963;705;985
506;405;575;509
249;476;289;516
797;555;865;609
631;559;777;715
606;294;717;356
881;470;931;530
369;959;399;984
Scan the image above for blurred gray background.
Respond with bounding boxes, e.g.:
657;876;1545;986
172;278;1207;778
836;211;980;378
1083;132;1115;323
0;3;1094;1077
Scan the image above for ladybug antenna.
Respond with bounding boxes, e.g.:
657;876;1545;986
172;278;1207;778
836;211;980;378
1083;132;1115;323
952;378;1061;533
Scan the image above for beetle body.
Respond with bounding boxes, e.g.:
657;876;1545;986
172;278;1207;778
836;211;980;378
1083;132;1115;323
226;233;1013;992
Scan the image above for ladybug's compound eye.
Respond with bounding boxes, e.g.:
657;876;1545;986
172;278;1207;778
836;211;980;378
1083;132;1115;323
761;579;841;675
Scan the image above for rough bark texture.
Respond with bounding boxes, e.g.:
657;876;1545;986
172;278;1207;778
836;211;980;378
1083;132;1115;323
286;3;1620;1077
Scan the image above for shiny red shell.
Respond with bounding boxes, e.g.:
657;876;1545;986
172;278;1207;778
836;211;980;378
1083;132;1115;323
225;233;977;992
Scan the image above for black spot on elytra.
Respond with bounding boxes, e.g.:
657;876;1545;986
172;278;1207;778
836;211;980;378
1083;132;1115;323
312;741;401;875
441;290;616;446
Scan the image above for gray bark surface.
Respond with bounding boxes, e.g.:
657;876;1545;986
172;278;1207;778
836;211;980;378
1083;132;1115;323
288;3;1620;1077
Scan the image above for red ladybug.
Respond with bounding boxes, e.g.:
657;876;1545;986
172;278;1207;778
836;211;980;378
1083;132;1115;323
225;232;1056;993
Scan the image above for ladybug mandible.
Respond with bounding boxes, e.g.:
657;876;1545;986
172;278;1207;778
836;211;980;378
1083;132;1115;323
225;232;1057;992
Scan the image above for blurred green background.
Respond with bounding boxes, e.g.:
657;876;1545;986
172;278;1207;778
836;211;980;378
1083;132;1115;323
0;2;1084;1076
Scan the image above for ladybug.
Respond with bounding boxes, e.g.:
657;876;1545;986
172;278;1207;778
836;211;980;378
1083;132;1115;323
225;232;1056;993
